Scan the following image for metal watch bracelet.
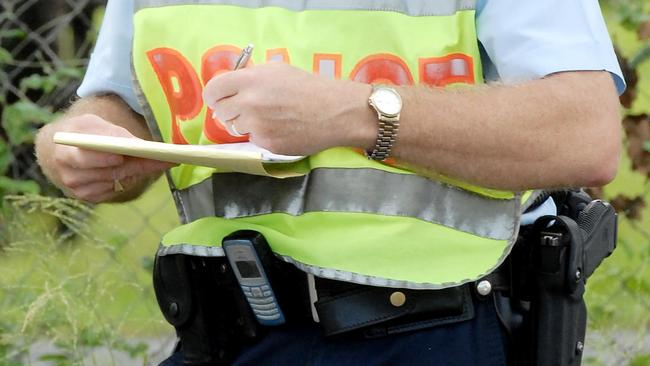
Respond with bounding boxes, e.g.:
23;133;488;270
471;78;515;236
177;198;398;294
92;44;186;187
367;118;399;161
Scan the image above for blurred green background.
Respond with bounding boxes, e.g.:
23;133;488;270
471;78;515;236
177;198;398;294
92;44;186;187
1;1;650;365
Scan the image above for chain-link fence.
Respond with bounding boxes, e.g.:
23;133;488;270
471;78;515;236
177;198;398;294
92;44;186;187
1;0;106;195
1;1;179;364
1;1;650;365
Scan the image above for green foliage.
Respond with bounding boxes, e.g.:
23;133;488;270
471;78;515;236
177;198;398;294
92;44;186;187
643;140;650;152
629;44;650;69
0;48;12;65
19;67;83;95
629;354;650;366
0;176;40;195
0;34;81;204
0;194;166;365
605;0;650;30
1;101;55;145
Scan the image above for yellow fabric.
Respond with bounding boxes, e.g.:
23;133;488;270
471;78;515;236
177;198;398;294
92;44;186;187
132;3;523;287
162;212;510;287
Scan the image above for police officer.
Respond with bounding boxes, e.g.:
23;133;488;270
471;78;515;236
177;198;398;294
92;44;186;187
35;0;625;365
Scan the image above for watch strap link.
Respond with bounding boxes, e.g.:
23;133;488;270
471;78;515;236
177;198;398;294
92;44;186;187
367;116;399;161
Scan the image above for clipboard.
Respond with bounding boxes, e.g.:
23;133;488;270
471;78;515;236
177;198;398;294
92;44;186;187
53;132;306;177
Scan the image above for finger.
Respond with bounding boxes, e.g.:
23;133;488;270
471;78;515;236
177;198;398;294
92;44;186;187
203;69;249;108
119;157;177;177
68;114;135;138
59;158;174;189
59;165;114;188
56;144;124;169
69;181;115;203
211;94;242;123
223;118;248;137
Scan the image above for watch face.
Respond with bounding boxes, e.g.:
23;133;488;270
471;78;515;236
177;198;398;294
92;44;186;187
371;88;402;116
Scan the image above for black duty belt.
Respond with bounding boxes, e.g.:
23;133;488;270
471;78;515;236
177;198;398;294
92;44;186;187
154;247;513;365
267;258;510;338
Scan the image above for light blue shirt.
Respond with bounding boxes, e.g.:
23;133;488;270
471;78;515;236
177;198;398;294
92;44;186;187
78;0;625;113
78;0;625;222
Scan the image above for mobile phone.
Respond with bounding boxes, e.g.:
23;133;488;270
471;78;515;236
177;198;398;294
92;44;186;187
222;230;285;326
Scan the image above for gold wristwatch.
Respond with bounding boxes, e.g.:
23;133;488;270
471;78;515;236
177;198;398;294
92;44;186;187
366;85;403;161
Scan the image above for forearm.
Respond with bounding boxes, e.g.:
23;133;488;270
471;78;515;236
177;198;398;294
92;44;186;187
37;94;152;145
352;72;621;190
205;65;621;191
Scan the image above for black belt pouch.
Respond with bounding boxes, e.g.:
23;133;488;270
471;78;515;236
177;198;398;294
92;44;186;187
314;278;475;338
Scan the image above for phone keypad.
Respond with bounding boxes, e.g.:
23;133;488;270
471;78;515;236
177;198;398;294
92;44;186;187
241;285;281;320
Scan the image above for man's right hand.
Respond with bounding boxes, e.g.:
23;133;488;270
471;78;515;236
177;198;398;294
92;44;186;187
36;112;173;203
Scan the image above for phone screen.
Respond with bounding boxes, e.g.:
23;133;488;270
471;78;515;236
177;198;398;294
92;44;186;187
236;260;262;279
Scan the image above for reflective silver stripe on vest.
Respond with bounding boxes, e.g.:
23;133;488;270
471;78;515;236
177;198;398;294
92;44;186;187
158;243;225;257
156;243;497;289
134;0;476;16
178;168;520;240
173;178;215;223
279;253;476;290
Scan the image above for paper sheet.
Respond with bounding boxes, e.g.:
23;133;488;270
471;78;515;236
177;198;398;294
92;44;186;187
53;132;306;177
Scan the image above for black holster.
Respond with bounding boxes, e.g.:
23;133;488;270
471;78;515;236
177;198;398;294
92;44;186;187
508;191;617;366
152;254;261;366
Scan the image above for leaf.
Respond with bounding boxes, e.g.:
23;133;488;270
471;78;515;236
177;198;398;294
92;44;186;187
19;74;47;92
0;177;40;194
1;101;54;145
639;20;650;40
622;115;650;179
0;139;11;175
629;354;650;366
140;256;155;272
629;44;650;69
0;48;12;65
38;353;70;362
644;140;650;153
0;29;27;39
54;66;83;80
610;194;646;220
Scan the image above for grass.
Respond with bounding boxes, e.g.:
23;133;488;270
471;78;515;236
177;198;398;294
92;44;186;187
0;179;178;365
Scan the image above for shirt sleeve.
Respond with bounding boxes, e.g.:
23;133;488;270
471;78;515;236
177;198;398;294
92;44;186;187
77;0;143;114
476;0;626;94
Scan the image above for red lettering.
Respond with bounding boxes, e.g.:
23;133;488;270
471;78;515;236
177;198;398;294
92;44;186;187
146;48;203;144
349;54;414;85
146;45;474;146
418;53;474;87
266;48;290;63
201;45;252;143
313;53;342;79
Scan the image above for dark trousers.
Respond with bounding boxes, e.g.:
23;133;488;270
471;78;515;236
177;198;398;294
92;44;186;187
160;296;507;366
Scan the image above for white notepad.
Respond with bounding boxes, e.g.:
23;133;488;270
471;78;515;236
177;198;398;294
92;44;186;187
53;132;305;177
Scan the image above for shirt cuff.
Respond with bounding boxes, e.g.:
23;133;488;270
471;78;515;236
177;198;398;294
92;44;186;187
494;40;626;95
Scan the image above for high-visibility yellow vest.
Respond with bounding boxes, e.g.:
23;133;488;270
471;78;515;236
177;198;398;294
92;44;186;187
132;0;539;289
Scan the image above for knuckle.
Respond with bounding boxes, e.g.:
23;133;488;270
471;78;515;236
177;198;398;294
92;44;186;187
70;114;99;128
53;150;68;166
69;187;88;201
106;125;131;138
77;192;100;204
66;150;85;168
238;68;255;83
239;92;257;109
60;174;79;188
256;122;274;136
251;135;273;150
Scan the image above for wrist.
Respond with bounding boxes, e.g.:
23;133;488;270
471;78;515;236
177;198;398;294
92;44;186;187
329;81;376;150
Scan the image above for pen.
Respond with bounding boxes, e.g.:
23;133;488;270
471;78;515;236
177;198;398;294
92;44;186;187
234;44;254;70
